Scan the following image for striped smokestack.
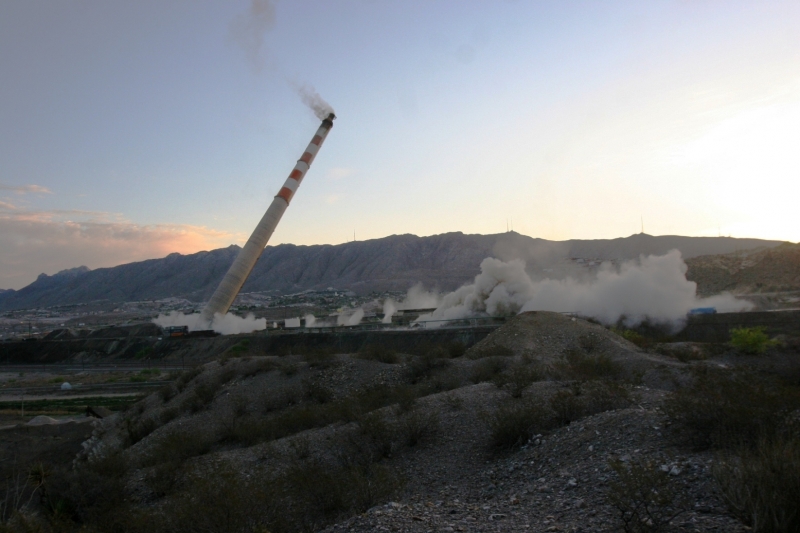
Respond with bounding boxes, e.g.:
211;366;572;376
200;113;335;325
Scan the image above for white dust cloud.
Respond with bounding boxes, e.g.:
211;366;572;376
382;283;441;323
337;307;364;326
381;300;396;324
417;250;752;328
154;311;266;335
304;313;316;327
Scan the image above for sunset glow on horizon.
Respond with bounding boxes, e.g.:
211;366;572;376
1;1;799;289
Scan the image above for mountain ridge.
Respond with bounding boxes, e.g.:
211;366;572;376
0;232;785;311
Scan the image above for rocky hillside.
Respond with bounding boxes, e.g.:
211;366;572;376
686;242;800;296
11;312;796;533
0;232;783;311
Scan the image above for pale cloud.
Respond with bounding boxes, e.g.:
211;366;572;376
0;206;238;290
229;0;276;72
324;194;343;205
326;167;354;180
0;183;53;195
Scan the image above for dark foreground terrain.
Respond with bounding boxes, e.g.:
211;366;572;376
1;312;798;533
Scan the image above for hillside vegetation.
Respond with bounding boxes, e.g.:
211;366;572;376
2;312;798;533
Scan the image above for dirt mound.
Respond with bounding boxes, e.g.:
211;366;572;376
466;311;677;385
467;312;636;361
26;415;59;426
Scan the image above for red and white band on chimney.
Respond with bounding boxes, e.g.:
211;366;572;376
200;113;335;325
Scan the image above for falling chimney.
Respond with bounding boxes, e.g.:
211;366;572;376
200;113;336;325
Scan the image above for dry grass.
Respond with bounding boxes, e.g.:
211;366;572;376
607;458;688;533
406;352;451;384
713;437;800;533
492;363;545;398
469;357;508;384
174;367;202;393
556;347;623;381
122;416;158;446
664;367;800;450
397;409;439;447
664;366;800;532
484;400;554;450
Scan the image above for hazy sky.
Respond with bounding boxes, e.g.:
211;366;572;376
1;1;799;289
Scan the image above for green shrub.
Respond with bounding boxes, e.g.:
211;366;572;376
442;391;464;410
730;327;776;355
581;380;632;413
159;406;180;425
144;461;182;498
158;383;178;403
470;357;508;384
664;367;800;450
357;411;395;459
228;406;330;446
175;367;202;392
142;428;213;467
240;357;276;378
612;328;652;349
259;385;302;413
195;380;220;403
226;383;432;449
446;341;467;358
557;348;622;380
277;460;402;532
579;333;602;353
41;452;135;530
340;384;408;421
493;364;544;398
161;463;277;533
549;389;586;425
426;373;463;393
230;392;249;417
134;346;153;359
606;458;688;533
485;400;553;450
550;381;631;425
123;416;158;446
406;352;449;384
655;343;707;362
714;437;800;533
397;410;439;447
303;379;334;404
180;378;223;413
227;339;250;355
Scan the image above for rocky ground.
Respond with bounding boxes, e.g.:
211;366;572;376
3;311;798;532
324;391;745;533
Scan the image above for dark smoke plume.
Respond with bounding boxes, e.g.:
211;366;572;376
294;83;335;120
230;0;276;71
